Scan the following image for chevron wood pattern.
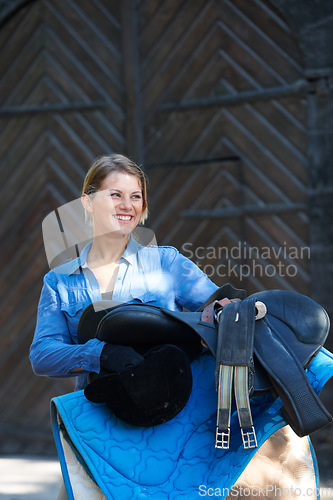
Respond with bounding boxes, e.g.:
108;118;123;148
0;0;311;454
0;0;126;453
141;0;310;296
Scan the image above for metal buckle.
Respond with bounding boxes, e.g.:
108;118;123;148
213;307;223;324
241;426;258;449
215;428;230;449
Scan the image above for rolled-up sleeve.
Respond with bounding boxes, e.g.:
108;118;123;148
169;252;218;311
30;273;105;378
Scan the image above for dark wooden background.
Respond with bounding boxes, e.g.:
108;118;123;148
0;0;332;478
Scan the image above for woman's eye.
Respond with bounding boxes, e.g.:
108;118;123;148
108;192;141;200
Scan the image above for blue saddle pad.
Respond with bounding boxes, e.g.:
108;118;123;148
51;348;333;499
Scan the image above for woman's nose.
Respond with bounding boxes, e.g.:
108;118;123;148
118;196;132;209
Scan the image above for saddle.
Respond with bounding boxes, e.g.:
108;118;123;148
78;285;332;450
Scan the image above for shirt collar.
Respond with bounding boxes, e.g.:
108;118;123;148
122;235;144;266
62;242;90;276
68;235;144;275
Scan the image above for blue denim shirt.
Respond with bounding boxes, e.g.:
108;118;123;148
30;236;218;390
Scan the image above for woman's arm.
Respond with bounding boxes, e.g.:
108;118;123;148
169;251;219;311
30;273;105;378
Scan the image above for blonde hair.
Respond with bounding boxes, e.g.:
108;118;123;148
82;154;148;224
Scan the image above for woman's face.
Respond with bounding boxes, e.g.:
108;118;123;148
86;171;143;237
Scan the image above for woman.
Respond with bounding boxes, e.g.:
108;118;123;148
30;154;318;500
30;153;218;389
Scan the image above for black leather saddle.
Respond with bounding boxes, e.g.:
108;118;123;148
78;285;331;448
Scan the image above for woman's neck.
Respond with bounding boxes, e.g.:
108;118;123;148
87;233;129;266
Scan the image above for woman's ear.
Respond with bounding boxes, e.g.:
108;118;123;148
81;193;93;213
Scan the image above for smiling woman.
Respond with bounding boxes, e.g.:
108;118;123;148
30;152;218;387
80;155;148;294
81;154;148;226
82;172;143;236
29;153;331;500
29;153;220;498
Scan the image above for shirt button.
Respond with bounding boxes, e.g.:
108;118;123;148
117;276;122;280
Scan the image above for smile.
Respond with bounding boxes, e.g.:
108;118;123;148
113;215;133;221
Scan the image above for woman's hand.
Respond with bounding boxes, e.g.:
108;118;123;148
100;344;144;373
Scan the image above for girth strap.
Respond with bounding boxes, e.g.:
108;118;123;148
254;319;333;436
198;283;247;313
216;365;233;449
234;366;257;448
215;298;257;449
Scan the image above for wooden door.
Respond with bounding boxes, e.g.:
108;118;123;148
0;0;311;452
141;0;309;296
0;0;127;453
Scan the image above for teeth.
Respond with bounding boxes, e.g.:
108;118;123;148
114;215;132;221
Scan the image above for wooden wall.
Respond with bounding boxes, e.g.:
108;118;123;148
0;0;332;468
142;0;309;295
0;0;127;453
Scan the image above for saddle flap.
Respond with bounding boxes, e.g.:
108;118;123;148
251;290;330;349
254;320;333;436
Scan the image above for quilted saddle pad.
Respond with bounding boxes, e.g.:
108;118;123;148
51;348;333;499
